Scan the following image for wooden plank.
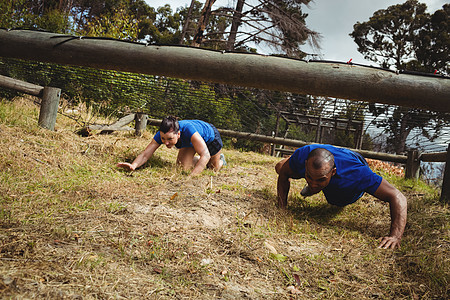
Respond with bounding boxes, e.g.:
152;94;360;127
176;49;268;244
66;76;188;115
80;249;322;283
1;29;449;112
88;125;133;131
88;114;135;131
420;152;447;162
280;111;363;125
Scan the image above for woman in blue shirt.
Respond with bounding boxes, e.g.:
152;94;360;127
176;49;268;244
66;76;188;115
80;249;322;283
117;116;225;176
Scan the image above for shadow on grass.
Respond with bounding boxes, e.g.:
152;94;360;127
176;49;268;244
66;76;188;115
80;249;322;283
249;188;387;239
117;155;172;171
289;198;344;223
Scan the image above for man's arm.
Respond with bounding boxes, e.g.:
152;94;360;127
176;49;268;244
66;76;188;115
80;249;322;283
117;139;160;171
277;158;299;209
190;132;210;176
372;178;407;249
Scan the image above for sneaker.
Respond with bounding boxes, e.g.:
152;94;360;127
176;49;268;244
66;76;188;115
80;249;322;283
220;153;227;166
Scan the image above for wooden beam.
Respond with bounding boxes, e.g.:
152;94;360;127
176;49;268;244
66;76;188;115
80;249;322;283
420;151;447;162
0;74;43;96
88;113;135;132
1;29;449;112
280;111;363;125
274;147;408;163
145;118;408;163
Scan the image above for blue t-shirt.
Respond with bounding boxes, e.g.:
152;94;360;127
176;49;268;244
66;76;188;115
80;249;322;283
289;144;382;206
153;120;215;148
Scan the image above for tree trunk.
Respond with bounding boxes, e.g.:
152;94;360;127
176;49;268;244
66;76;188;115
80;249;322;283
395;110;412;154
1;29;449;113
180;0;196;45
192;0;216;47
226;0;245;51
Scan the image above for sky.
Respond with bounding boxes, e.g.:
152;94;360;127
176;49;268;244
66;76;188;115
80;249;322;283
144;0;448;66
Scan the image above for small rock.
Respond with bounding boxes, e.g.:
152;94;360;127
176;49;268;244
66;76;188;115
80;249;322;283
264;240;278;254
286;285;302;294
201;258;213;266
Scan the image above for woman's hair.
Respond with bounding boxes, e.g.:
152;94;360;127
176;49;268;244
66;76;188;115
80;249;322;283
159;116;179;133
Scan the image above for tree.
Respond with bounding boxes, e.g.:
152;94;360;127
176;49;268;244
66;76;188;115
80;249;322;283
410;4;449;75
81;5;139;40
350;0;450;154
350;0;427;70
0;0;73;33
187;0;319;57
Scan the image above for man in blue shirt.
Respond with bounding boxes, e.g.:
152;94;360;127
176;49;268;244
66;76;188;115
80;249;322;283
117;116;226;176
275;144;407;249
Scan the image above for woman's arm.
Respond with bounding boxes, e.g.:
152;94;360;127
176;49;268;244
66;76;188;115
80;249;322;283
117;139;160;171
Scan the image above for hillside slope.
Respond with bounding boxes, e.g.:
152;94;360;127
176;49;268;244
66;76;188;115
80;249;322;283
0;98;448;299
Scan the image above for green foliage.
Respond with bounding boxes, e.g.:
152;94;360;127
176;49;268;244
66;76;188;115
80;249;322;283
139;4;182;44
0;0;73;33
350;0;448;75
412;4;449;75
350;0;450;154
350;0;427;70
81;5;139;40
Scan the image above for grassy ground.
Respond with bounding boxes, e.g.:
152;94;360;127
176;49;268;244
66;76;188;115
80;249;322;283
0;98;448;299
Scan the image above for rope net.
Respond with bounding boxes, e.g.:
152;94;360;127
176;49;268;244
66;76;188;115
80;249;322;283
1;56;449;157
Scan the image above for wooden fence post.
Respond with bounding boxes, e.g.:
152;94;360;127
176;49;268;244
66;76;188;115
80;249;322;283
271;113;280;156
355;122;364;149
134;113;147;136
440;144;450;203
315;116;322;143
38;86;61;130
405;149;420;179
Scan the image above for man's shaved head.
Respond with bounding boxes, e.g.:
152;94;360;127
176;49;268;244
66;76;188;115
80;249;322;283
306;148;335;173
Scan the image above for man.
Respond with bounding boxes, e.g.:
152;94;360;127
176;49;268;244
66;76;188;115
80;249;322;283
275;144;407;249
117;116;226;176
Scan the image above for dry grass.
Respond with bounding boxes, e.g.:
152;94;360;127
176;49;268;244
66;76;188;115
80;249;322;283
0;98;448;299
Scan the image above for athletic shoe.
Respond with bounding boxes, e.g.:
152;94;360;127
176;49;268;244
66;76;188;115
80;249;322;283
300;185;312;197
220;153;227;166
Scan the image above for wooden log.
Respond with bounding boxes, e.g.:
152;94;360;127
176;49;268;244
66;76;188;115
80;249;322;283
146;117;409;163
1;29;449;112
88;114;135;133
420;151;447;162
38;86;61;130
88;125;133;132
0;74;43;96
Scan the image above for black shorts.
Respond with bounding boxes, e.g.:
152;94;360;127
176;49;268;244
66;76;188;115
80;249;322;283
206;124;223;156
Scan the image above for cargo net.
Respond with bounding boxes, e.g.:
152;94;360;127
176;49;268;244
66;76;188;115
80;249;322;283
1;57;449;167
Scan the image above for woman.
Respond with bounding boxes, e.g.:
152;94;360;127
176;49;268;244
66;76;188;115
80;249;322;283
117;116;226;176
